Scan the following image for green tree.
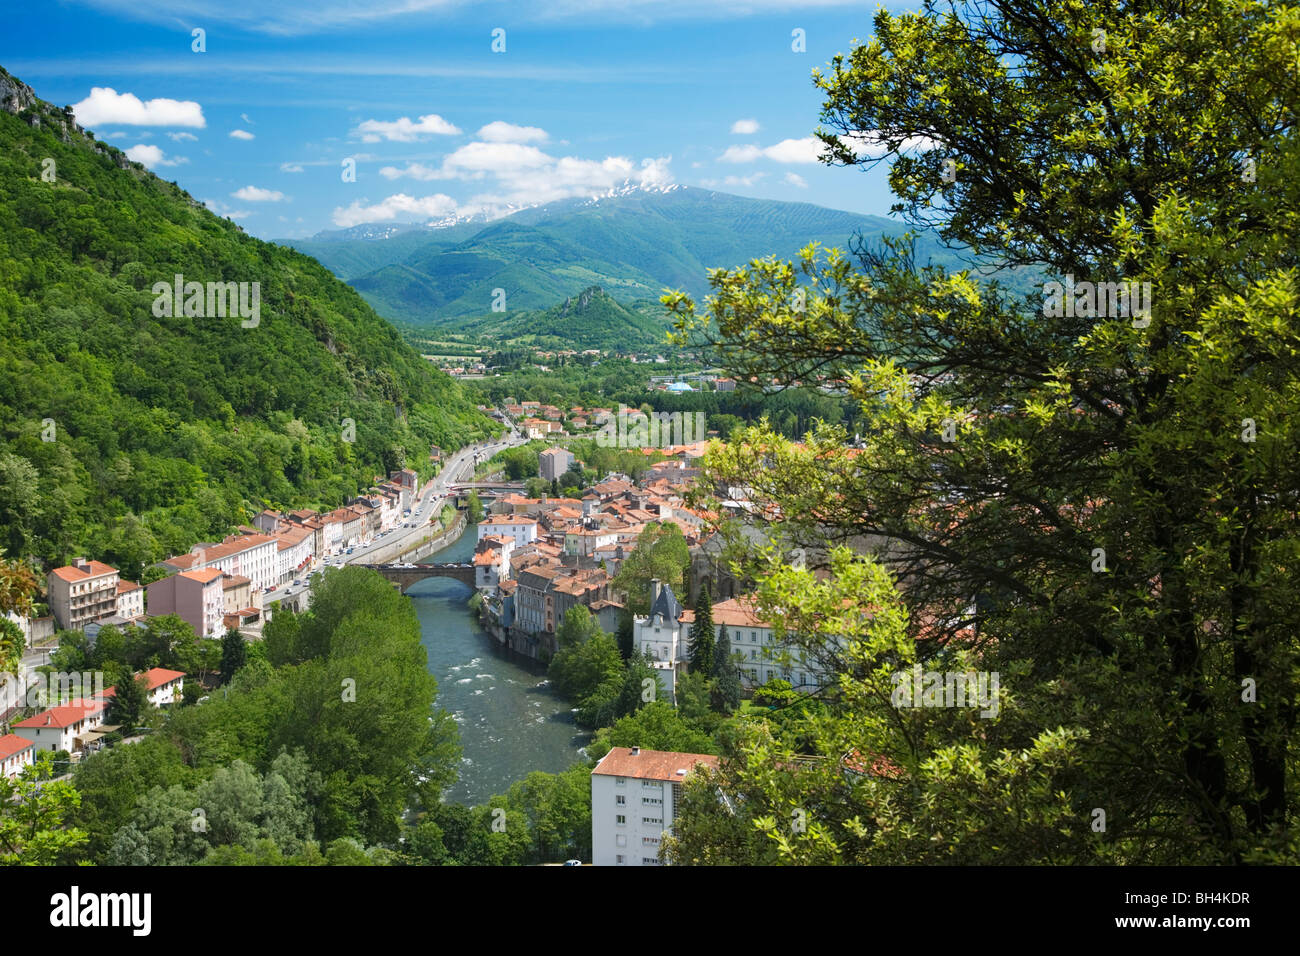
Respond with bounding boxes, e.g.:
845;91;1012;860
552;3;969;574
664;0;1300;865
466;489;485;524
611;522;690;614
614;609;634;662
550;629;622;703
688;583;715;675
710;624;740;714
0;754;89;865
111;672;152;733
220;628;247;685
588;701;716;762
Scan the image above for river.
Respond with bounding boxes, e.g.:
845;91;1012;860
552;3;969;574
408;523;589;805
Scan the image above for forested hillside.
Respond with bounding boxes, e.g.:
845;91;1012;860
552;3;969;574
0;67;495;576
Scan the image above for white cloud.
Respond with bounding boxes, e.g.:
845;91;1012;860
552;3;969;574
702;172;765;188
167;131;197;141
730;118;760;135
229;129;255;140
761;137;822;163
332;192;460;227
783;172;808;188
125;144;187;168
354;113;461;142
280;162;305;173
379;162;449;181
840;131;941;159
232;185;286;201
105;131;128;139
718;144;763;163
203;199;252;219
476;121;548;143
719;136;826;164
240;112;254;125
344;148;674;226
71;87;205;128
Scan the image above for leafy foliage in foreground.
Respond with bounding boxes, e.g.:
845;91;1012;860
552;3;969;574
665;0;1300;864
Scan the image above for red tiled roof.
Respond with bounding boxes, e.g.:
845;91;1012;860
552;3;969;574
592;747;719;781
14;699;106;729
178;568;224;584
0;733;34;760
50;560;117;583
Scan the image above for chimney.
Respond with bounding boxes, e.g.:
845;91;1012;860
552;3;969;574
74;557;89;572
650;579;661;608
630;746;640;756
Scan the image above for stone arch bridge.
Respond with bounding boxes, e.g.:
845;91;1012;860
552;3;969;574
361;562;476;593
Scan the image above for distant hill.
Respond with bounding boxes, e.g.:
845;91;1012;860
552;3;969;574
458;286;670;350
0;65;495;575
277;185;977;327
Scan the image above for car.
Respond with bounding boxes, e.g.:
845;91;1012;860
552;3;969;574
563;859;582;866
293;579;302;586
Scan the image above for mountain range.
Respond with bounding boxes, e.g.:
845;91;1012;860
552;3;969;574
279;185;974;344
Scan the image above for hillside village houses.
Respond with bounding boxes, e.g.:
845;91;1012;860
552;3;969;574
34;467;426;649
3;667;186;774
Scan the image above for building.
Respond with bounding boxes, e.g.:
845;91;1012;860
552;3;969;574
478;513;539;548
146;568;225;638
12;698;108;754
101;667;185;708
590;747;719;866
115;580;145;619
633;580;686;703
159;533;278;593
539;446;574;481
680;596;827;692
47;559;120;631
0;733;34;778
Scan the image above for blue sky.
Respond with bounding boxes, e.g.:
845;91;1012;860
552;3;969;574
4;1;916;239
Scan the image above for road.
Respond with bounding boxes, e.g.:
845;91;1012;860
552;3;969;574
266;419;524;605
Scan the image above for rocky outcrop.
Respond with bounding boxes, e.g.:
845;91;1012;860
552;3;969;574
0;67;36;115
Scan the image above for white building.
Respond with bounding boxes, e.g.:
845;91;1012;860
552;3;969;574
632;580;686;703
0;733;34;778
275;525;315;584
680;596;827;691
102;667;185;708
590;747;719;866
160;533;279;593
115;580;144;619
12;698;108;754
473;535;516;590
477;513;538;548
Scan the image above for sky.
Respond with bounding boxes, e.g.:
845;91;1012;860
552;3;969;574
3;0;917;240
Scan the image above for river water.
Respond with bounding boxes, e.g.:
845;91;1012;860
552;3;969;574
409;523;589;805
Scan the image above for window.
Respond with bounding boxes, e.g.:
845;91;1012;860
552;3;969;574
750;648;756;659
643;817;662;825
616;815;626;826
642;857;661;866
616;834;627;847
616;854;626;864
616;795;625;805
615;776;625;786
749;669;758;682
750;631;756;642
642;797;661;805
